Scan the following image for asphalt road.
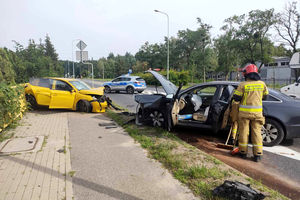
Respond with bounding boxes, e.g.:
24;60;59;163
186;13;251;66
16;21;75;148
83;79;300;186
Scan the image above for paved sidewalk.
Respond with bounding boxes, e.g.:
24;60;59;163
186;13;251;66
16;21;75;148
0;110;73;200
69;113;197;200
0;110;197;200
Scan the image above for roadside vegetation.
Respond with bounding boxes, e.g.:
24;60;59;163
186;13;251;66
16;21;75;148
106;109;288;200
0;83;26;133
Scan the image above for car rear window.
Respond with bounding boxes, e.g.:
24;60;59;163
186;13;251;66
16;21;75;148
136;78;145;82
29;78;52;88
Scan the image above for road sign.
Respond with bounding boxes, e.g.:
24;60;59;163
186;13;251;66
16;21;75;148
76;51;88;61
76;40;87;51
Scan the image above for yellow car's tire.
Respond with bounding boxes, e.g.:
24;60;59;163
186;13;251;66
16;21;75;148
77;100;92;113
26;94;38;109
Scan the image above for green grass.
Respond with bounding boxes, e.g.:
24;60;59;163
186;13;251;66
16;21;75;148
68;171;76;177
106;109;289;200
0;120;19;142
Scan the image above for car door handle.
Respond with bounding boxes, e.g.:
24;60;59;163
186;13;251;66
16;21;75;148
52;94;57;96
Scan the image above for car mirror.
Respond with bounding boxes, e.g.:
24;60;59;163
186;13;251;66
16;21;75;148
296;83;299;86
166;94;174;99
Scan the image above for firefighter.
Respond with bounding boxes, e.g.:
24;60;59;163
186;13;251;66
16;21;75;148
233;64;269;162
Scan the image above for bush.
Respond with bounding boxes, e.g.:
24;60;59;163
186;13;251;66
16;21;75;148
0;83;26;132
134;70;189;86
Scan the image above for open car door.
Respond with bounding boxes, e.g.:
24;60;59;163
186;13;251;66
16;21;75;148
209;85;235;133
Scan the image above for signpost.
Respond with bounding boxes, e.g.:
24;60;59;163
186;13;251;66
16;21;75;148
74;40;94;87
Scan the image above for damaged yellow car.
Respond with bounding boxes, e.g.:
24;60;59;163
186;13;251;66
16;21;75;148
25;78;108;112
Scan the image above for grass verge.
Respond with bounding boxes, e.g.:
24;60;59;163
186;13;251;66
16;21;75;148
106;109;288;200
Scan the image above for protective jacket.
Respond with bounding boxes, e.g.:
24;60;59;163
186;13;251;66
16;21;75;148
233;80;269;156
233;80;268;118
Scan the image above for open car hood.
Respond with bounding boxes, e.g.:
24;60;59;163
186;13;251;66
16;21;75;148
79;87;104;95
147;70;178;95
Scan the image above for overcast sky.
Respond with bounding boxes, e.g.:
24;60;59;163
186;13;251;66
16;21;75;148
0;0;291;60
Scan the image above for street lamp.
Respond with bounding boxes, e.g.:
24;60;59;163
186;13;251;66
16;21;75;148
154;9;169;80
72;39;80;78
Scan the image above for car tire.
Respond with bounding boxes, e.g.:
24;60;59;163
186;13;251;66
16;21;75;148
26;94;38;109
261;118;285;147
126;86;134;94
149;110;165;127
104;86;111;93
77;100;92;113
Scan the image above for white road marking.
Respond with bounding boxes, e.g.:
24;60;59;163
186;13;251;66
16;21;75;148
263;145;300;161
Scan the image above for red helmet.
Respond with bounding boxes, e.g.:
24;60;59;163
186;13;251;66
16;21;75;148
242;64;258;76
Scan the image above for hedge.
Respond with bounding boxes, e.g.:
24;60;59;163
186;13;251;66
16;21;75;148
0;83;26;132
134;70;189;86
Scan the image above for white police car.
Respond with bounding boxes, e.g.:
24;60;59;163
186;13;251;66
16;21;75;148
103;75;147;94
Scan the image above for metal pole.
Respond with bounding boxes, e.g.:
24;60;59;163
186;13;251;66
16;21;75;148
92;63;94;88
103;64;104;80
83;62;94;88
72;39;80;78
154;10;170;79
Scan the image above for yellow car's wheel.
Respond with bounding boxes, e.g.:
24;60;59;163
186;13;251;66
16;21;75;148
26;94;38;109
77;100;92;113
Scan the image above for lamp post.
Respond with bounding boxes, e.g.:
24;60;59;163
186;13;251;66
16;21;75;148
154;9;169;80
72;39;80;78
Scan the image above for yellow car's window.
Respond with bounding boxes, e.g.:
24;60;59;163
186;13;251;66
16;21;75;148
54;80;73;91
69;81;91;91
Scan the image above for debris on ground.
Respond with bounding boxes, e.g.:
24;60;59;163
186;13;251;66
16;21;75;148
98;122;117;127
213;180;265;200
105;126;118;129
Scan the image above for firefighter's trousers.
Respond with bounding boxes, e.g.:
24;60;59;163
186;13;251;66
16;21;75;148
231;121;238;139
238;115;264;156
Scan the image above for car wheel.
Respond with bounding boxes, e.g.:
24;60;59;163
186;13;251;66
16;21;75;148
77;100;92;113
149;110;165;127
261;118;285;147
104;86;111;93
26;94;38;109
126;86;134;94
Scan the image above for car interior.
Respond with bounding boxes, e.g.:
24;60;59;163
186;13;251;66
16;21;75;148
178;86;217;123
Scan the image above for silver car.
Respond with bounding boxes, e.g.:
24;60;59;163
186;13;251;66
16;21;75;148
103;75;147;94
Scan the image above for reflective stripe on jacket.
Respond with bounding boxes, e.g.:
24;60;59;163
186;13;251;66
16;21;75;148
234;80;269;114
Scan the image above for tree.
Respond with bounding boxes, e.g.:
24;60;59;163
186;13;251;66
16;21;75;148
224;9;276;69
275;1;300;53
44;34;58;62
0;48;15;84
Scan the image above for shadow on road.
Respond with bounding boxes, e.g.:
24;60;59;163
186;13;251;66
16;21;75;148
6;155;143;200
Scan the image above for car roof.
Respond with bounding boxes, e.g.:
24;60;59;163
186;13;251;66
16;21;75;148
117;75;141;79
50;78;77;81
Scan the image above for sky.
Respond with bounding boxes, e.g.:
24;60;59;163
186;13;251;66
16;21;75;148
0;0;291;60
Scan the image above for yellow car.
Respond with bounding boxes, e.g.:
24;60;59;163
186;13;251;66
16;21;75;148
25;78;108;113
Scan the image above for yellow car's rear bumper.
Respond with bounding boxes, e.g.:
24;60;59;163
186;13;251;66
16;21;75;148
91;101;108;113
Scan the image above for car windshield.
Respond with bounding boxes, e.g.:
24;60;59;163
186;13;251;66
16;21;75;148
69;81;91;90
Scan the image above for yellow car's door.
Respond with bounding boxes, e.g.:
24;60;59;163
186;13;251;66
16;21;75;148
49;80;75;109
32;78;52;106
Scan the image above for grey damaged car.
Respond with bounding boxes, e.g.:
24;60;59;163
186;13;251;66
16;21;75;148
135;70;300;146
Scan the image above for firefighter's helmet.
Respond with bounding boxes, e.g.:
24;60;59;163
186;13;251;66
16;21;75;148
242;64;258;77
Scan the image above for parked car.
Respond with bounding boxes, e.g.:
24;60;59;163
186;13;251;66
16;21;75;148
280;77;300;98
135;70;300;146
25;78;108;113
103;75;147;94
